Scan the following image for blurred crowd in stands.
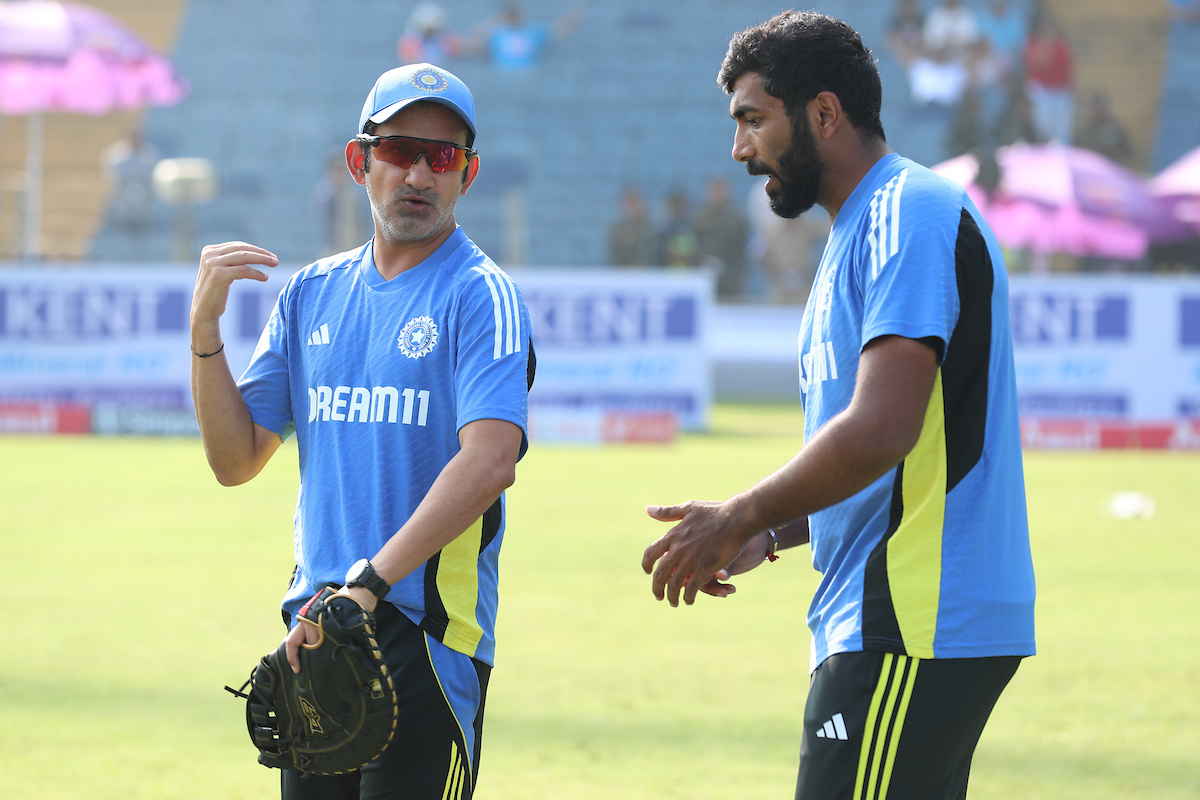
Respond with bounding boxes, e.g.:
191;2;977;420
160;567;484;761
397;2;583;71
600;0;1200;299
606;179;831;305
888;0;1131;161
90;0;1200;293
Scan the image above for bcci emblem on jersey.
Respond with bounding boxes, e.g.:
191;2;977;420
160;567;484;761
398;316;439;359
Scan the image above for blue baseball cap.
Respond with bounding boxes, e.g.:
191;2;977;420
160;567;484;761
358;63;477;138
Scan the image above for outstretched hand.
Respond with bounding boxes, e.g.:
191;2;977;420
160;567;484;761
191;241;278;326
641;501;756;607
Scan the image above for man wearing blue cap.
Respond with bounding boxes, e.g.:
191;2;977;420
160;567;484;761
189;63;534;800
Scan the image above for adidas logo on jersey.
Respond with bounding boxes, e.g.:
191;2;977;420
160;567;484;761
815;713;849;740
308;324;331;346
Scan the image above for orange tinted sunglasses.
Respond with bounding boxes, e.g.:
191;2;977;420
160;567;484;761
355;134;476;173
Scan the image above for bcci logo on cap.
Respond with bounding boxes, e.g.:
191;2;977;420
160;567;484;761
410;68;448;93
398;316;439;359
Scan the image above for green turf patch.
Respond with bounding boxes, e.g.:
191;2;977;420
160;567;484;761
1;412;1197;799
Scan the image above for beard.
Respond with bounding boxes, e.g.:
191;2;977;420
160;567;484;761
367;182;459;245
750;113;824;219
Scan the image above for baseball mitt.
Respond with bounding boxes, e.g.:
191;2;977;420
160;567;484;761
226;587;399;775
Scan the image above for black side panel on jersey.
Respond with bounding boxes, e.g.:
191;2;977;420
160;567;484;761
941;209;994;493
861;464;907;651
858;208;995;652
420;496;504;644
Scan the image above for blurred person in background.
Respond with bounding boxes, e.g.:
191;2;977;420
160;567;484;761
101;128;159;248
397;2;463;65
747;175;830;305
608;184;658;266
312;149;370;257
993;80;1043;147
946;85;989;156
976;0;1027;78
657;188;700;268
907;44;969;110
1023;12;1074;144
190;63;534;800
922;0;979;60
886;0;926;67
468;3;583;71
1074;90;1134;167
694;176;750;299
642;11;1035;799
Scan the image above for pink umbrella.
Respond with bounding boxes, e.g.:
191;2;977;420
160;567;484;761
932;143;1184;261
1150;146;1200;238
0;0;189;258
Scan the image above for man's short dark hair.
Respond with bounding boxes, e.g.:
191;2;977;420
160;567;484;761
717;11;886;141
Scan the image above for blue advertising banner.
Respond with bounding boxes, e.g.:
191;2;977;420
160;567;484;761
515;268;713;432
0;265;713;435
1006;275;1200;422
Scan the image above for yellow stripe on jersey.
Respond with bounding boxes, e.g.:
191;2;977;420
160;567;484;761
426;635;473;799
887;370;948;659
436;515;485;657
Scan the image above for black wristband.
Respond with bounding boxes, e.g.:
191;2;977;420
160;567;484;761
345;558;391;601
191;342;224;358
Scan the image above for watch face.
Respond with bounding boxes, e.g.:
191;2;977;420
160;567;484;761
347;558;371;584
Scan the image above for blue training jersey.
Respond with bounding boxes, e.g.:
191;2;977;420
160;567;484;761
799;153;1036;670
238;227;532;665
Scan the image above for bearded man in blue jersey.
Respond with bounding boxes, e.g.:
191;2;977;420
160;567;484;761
190;63;533;800
641;12;1035;800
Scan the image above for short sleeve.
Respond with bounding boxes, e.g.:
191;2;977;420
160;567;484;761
859;171;961;361
237;281;294;438
453;267;532;458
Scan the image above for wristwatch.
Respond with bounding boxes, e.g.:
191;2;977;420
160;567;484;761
344;558;391;601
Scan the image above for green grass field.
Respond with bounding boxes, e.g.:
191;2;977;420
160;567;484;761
2;404;1197;799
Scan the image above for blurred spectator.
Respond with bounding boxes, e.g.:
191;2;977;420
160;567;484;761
608;185;658;266
763;211;831;305
923;0;979;59
1023;14;1074;144
908;45;968;108
397;3;463;65
947;87;988;156
964;36;1008;136
973;146;1003;203
976;0;1027;77
694;177;750;299
993;82;1042;146
747;178;830;305
469;3;583;71
313;150;369;258
1075;91;1133;166
886;0;926;67
101;129;159;243
658;189;700;268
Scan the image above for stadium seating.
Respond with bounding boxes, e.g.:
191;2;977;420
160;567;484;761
1153;11;1200;171
79;0;1191;272
90;0;912;267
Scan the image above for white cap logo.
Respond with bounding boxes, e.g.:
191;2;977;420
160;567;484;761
410;68;448;93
